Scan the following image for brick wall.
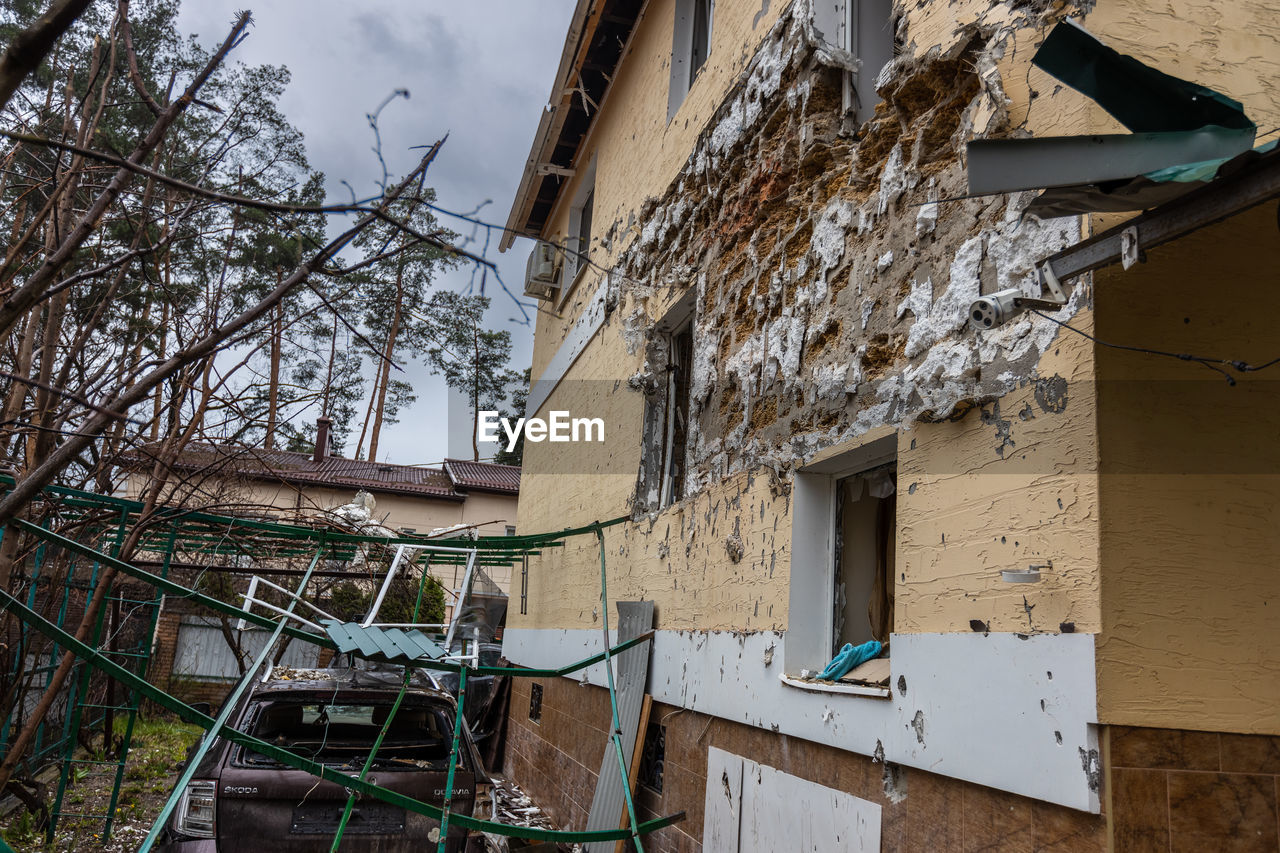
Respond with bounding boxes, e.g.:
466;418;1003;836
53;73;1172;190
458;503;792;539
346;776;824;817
505;675;1107;852
1109;725;1280;851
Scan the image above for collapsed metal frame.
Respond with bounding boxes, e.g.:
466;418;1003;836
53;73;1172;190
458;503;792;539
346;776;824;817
0;481;679;850
0;495;175;843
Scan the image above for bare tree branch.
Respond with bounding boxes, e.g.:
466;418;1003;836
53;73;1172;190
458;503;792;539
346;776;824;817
0;144;443;526
117;0;161;116
0;0;95;112
0;11;254;343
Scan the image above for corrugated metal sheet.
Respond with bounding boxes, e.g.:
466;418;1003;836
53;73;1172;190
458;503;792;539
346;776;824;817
583;600;654;852
321;620;445;663
173;617;319;680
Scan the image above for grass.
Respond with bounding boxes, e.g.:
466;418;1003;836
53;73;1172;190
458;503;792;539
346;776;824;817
1;716;202;853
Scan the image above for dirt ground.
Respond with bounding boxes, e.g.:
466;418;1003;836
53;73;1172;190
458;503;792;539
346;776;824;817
1;716;202;852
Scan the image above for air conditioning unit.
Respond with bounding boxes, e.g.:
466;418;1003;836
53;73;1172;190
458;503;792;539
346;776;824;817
523;241;560;301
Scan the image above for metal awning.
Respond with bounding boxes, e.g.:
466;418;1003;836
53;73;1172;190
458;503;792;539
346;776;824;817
966;18;1261;217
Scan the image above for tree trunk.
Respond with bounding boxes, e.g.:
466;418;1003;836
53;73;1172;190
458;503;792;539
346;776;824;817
265;280;282;450
366;267;403;463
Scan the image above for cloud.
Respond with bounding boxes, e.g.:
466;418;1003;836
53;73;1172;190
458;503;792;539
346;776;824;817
177;0;576;464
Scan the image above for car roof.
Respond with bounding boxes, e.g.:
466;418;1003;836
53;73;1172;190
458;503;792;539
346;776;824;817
249;666;455;703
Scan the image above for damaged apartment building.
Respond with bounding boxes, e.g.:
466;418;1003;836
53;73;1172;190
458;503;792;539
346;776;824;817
498;0;1280;850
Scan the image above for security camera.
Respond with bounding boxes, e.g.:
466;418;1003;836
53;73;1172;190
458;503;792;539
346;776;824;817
970;263;1071;332
969;288;1024;331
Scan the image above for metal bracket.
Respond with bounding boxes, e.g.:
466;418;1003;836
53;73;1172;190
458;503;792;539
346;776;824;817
1120;226;1141;270
535;163;575;178
1013;262;1070;312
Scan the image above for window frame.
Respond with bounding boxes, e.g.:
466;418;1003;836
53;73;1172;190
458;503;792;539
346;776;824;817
659;320;694;509
786;432;897;678
559;157;597;308
844;0;896;127
667;0;715;122
634;291;698;514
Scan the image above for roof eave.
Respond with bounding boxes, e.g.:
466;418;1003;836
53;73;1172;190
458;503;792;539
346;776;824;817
499;0;646;252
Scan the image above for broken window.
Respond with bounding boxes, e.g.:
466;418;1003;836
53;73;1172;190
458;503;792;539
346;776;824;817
635;293;697;513
661;323;694;508
667;0;715;121
689;0;712;84
833;463;896;652
239;701;462;770
786;433;897;679
529;682;543;723
639;722;666;794
845;0;896;125
811;0;898;127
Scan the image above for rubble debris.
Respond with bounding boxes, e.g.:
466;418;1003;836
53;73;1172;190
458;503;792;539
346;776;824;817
484;777;578;853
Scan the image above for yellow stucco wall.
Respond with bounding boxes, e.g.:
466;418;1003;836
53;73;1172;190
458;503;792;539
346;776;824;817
532;0;786;381
515;0;1108;638
896;325;1101;634
1094;201;1280;735
512;0;1277;674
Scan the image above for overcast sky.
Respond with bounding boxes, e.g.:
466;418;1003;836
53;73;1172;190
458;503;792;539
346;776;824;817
176;1;575;465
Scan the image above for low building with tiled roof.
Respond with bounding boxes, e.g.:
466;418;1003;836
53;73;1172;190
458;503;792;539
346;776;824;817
118;417;521;539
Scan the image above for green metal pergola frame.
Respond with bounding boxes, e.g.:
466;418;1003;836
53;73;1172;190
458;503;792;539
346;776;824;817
0;479;672;850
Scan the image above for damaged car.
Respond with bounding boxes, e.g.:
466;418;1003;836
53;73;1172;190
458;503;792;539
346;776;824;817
158;667;490;852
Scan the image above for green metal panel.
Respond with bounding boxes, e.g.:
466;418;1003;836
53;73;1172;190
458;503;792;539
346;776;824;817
379;628;424;660
0;585;687;843
13;519;334;649
322;622;446;664
404;629;446;659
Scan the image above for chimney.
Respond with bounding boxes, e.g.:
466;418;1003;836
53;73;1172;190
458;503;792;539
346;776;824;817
314;417;332;463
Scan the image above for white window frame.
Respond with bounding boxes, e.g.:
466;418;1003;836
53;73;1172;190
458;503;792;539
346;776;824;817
786;432;897;676
667;0;714;122
559;157;597;307
812;0;896;128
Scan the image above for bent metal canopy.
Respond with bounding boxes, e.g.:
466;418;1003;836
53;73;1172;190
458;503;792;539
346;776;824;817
0;479;679;852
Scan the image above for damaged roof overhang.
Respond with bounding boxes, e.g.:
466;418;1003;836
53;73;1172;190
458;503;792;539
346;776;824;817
499;0;645;252
1040;142;1280;282
967;18;1264;218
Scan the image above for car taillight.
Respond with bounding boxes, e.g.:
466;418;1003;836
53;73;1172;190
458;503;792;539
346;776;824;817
175;779;217;838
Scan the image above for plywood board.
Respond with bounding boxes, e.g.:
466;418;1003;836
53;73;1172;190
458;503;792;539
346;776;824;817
704;747;881;852
841;657;891;685
615;694;653;853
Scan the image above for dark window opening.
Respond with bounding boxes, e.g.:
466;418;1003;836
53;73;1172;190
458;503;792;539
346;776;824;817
662;324;694;507
639;722;666;793
239;701;460;770
833;463;896;654
847;0;898;124
529;682;543;723
689;0;713;84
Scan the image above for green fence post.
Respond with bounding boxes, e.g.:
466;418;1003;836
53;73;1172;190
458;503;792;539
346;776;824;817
437;666;468;853
137;543;327;853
